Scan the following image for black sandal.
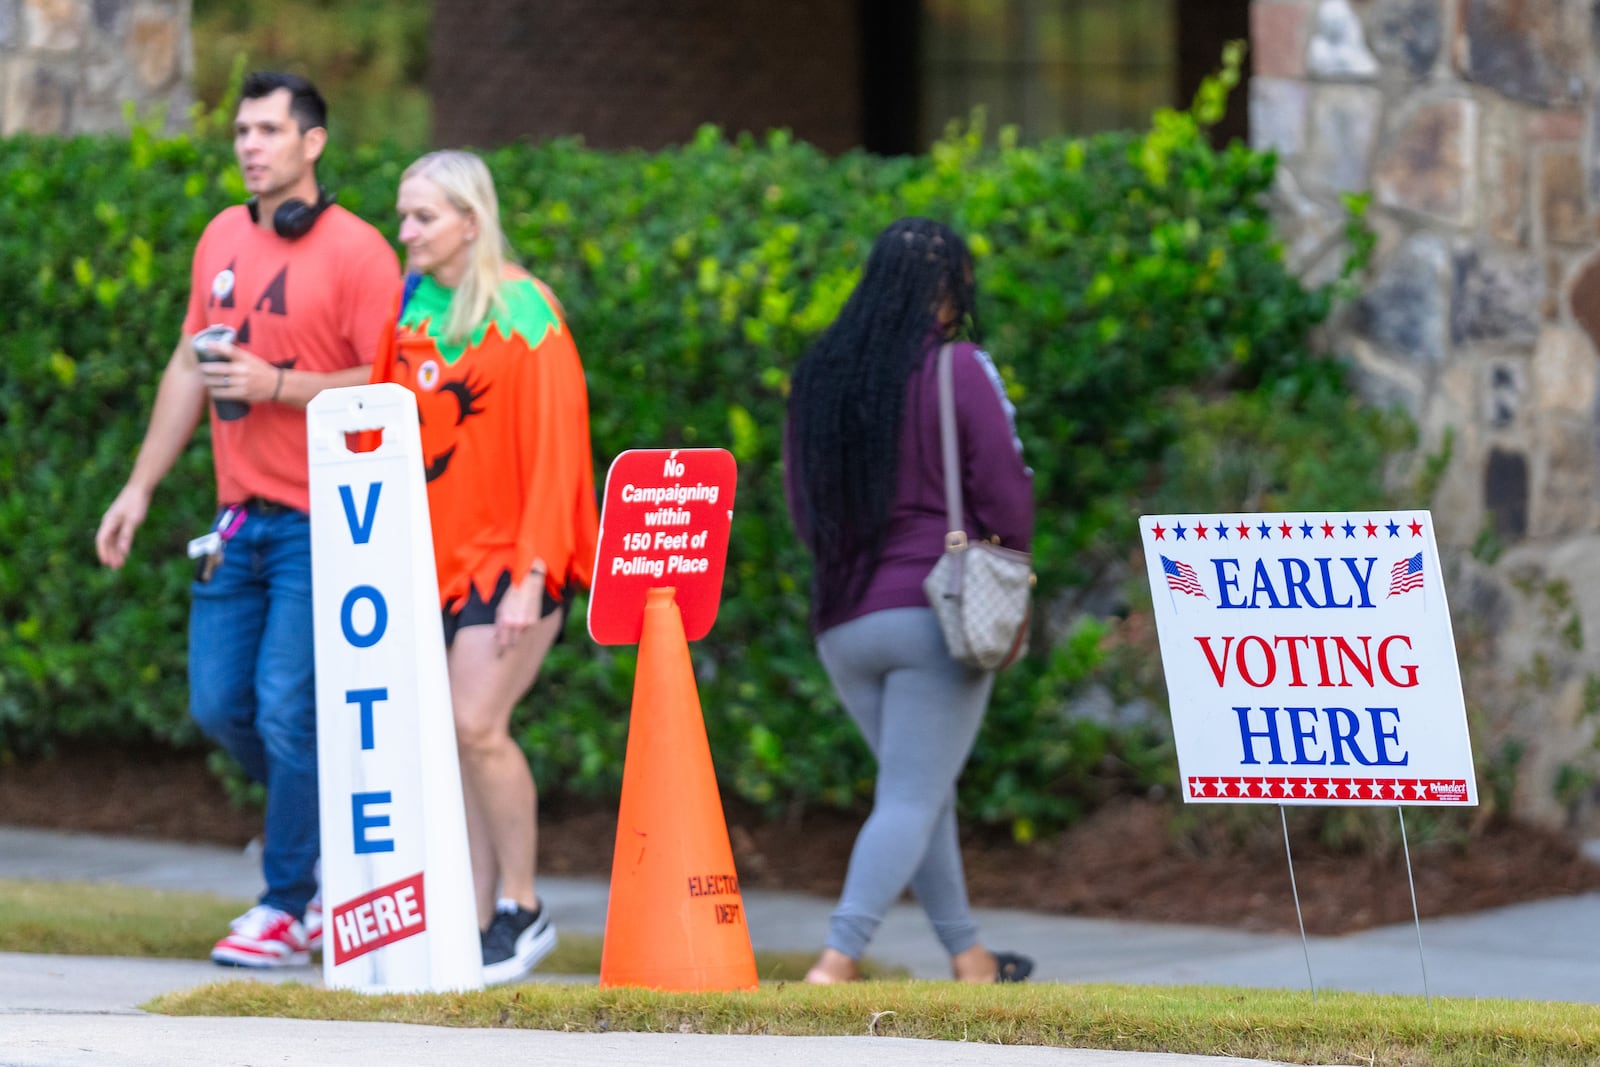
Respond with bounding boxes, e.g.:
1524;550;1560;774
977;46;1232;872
994;951;1034;983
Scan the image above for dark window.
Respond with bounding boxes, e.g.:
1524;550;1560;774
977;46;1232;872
1176;0;1251;147
919;0;1179;145
862;0;924;155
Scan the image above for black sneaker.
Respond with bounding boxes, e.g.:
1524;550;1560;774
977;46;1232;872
481;900;557;985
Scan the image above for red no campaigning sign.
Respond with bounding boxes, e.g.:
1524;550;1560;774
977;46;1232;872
587;448;737;645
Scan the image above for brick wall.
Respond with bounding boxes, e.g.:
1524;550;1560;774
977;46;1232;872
430;0;864;152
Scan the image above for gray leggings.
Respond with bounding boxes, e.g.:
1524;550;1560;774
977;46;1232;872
816;607;995;960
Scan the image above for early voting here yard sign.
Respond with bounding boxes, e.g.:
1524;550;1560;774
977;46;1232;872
307;384;481;993
1140;511;1476;807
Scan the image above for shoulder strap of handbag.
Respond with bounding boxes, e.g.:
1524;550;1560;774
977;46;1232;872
935;342;966;548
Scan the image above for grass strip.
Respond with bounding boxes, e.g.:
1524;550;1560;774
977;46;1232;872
146;981;1600;1066
0;879;857;981
0;879;246;959
15;878;1599;1064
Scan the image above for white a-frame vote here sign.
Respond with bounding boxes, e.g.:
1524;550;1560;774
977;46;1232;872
307;383;482;992
1140;510;1476;807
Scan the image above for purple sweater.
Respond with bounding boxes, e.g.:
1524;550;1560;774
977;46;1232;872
788;340;1035;634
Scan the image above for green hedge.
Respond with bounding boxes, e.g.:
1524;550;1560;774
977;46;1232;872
0;63;1413;835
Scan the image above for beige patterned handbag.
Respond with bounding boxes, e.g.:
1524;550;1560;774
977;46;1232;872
922;344;1034;671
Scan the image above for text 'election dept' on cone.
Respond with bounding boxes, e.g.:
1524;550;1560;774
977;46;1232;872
599;586;758;991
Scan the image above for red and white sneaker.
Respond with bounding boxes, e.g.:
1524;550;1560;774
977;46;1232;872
211;905;310;968
303;892;323;954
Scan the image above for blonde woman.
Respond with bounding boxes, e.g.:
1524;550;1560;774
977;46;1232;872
370;150;598;984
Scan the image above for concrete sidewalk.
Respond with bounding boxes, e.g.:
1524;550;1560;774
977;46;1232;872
3;823;1598;1065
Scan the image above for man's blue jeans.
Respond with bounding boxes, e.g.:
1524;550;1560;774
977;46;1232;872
189;507;319;919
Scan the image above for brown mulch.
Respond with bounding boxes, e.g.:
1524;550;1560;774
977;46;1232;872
4;746;1598;937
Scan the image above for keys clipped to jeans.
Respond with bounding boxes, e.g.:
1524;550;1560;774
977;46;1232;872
188;506;246;583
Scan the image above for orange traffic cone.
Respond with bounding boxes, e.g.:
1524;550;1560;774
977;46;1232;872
599;586;759;991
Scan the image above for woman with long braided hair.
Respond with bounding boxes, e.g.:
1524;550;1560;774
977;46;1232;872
785;218;1035;983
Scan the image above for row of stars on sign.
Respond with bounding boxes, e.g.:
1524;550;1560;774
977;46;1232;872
1151;518;1427;542
1188;777;1469;802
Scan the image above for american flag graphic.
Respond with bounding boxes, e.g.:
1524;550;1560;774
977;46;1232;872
1161;555;1206;598
1388;552;1424;596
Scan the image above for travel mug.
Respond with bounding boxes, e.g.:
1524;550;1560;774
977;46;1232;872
192;324;249;421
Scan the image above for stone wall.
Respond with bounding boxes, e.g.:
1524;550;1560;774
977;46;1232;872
1252;0;1600;830
1;0;192;136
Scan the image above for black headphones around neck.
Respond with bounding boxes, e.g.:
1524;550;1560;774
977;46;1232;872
247;186;335;240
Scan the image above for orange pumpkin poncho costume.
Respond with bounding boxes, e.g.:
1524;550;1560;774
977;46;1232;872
371;268;598;612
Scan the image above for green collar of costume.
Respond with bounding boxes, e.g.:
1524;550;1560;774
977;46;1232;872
400;272;562;365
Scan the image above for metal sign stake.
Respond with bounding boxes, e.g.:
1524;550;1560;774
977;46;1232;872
1397;806;1432;1005
1280;804;1316;1001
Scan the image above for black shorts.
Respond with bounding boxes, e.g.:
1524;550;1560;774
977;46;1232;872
441;569;565;647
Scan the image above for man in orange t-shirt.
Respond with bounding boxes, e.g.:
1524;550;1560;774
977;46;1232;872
94;72;400;969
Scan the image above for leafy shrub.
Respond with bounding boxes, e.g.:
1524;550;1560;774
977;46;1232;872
0;59;1412;835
